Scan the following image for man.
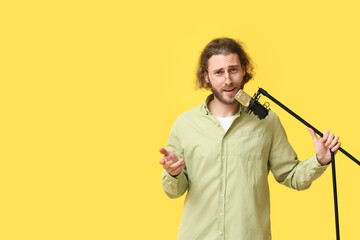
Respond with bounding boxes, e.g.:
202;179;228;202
159;38;341;240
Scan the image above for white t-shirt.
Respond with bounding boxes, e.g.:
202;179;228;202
216;116;235;132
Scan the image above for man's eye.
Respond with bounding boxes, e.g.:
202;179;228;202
215;71;222;75
231;68;238;72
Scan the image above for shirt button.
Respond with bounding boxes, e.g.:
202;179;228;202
221;173;224;177
220;212;223;216
219;231;224;236
222;156;225;159
220;193;224;197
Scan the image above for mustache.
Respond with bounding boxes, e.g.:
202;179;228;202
222;85;236;90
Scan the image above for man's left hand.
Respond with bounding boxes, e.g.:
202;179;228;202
308;128;341;165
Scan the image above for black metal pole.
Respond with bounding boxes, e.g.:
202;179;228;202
331;151;340;240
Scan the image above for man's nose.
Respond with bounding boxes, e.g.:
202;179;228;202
224;72;232;84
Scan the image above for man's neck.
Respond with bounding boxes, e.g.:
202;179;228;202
208;97;240;117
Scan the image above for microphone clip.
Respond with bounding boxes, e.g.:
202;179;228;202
246;89;270;120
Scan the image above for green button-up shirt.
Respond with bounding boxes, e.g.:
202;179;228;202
162;95;328;240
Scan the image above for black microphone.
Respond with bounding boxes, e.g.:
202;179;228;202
235;89;270;120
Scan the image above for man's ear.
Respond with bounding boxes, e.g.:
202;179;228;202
204;72;209;83
241;65;246;76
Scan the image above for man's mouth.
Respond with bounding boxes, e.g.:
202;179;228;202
223;87;236;93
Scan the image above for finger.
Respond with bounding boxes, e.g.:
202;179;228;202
159;157;169;165
332;141;341;153
328;135;339;149
159;147;169;156
159;157;166;165
325;133;335;147
169;161;185;175
320;130;330;143
163;160;174;170
307;128;318;142
169;164;184;176
169;158;185;169
166;159;184;174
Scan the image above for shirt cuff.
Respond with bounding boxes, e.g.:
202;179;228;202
312;154;330;169
165;169;184;182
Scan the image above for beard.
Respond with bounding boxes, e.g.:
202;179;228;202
209;82;239;105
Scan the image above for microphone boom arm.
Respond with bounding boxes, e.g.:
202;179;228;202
257;88;360;166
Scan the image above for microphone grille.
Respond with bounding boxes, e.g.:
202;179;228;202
235;89;251;107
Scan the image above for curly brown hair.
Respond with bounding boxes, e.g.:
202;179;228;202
196;38;255;89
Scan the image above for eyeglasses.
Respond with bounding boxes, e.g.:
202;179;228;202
207;67;243;82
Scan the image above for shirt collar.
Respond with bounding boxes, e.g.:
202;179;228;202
202;94;244;116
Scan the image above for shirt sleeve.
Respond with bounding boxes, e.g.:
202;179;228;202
161;119;189;198
269;114;328;191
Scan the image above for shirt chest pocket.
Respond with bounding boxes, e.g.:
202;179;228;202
232;131;268;161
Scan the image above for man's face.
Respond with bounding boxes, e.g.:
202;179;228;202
205;53;245;105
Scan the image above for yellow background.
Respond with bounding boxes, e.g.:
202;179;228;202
1;0;360;239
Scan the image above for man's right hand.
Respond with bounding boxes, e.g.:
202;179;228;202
159;147;185;177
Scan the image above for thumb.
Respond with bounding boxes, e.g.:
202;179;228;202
307;128;318;143
159;147;169;156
